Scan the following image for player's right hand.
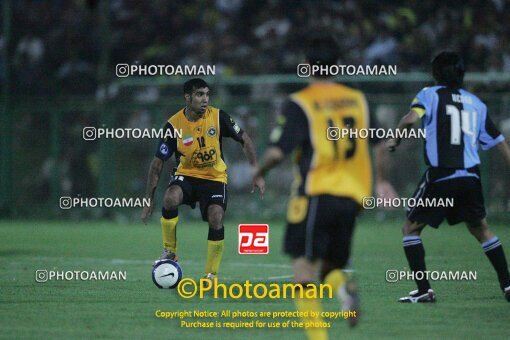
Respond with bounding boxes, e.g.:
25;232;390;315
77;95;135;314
141;200;154;225
252;174;266;200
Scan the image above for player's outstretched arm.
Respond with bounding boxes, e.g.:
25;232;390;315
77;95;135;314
495;141;510;173
387;109;421;152
255;146;285;176
252;146;284;195
374;143;398;199
241;132;265;198
141;157;164;224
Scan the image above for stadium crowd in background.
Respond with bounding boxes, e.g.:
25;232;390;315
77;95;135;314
4;0;510;94
5;0;510;218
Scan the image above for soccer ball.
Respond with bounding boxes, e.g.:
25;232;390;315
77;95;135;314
152;260;183;289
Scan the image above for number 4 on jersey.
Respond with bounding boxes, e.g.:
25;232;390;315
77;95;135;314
446;105;477;146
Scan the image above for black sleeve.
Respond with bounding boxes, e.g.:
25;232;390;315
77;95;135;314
219;110;244;143
368;110;382;145
269;100;309;155
484;114;502;139
154;122;177;161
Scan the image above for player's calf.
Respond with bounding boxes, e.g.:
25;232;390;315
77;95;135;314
157;187;183;265
467;220;510;298
207;204;224;230
401;220;431;296
466;219;494;243
204;205;225;278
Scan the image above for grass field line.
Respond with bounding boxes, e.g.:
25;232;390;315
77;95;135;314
7;256;294;269
6;256;359;282
228;262;291;268
262;275;294;280
6;257;356;274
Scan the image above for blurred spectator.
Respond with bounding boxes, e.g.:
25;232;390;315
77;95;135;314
364;28;398;65
15;32;44;66
57;52;96;94
7;0;510;93
14;32;45;92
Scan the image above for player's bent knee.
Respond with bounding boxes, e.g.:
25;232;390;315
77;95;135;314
402;220;424;236
466;219;493;242
163;187;183;211
207;205;224;229
163;196;179;211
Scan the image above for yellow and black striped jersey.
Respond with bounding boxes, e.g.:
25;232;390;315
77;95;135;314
155;106;244;184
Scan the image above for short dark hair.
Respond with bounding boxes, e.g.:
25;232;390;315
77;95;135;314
183;78;209;95
305;34;339;68
431;51;465;88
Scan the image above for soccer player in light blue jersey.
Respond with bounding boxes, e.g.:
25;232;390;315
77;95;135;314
388;51;510;303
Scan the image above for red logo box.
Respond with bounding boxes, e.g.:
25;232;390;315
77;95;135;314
238;224;269;254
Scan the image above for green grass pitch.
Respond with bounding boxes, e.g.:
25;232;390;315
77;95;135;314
1;216;509;339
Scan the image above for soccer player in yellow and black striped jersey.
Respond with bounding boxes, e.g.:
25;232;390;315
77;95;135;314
142;78;265;283
253;36;395;337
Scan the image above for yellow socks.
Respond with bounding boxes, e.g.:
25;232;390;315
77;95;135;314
205;226;225;275
205;240;224;275
324;269;347;295
295;292;328;340
160;216;178;252
292;270;347;340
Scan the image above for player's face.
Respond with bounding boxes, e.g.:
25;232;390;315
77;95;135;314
187;87;210;115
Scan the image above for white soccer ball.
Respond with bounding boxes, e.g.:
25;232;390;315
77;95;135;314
152;260;182;289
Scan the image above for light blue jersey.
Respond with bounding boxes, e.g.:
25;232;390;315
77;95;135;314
410;86;504;169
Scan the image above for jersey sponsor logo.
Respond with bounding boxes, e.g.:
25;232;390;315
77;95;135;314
183;135;193;146
191;147;217;168
211;194;223;198
159;144;169;155
207;127;216;137
238;224;269;254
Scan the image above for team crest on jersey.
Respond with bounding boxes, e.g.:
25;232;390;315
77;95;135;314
207;127;216;137
183;135;193;146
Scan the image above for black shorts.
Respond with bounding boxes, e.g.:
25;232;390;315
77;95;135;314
284;195;359;266
169;175;227;221
407;167;486;228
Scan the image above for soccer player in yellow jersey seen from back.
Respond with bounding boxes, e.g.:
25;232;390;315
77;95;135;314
253;36;395;338
142;78;265;284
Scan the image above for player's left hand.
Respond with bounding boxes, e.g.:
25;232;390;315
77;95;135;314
251;168;265;199
141;199;154;225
